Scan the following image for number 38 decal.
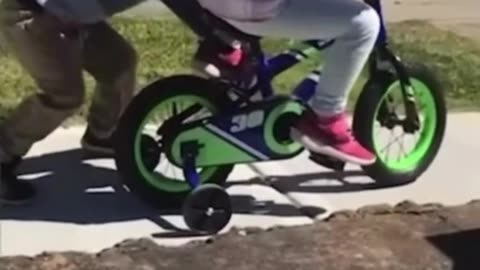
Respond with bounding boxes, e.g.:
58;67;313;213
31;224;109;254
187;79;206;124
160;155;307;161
230;110;265;133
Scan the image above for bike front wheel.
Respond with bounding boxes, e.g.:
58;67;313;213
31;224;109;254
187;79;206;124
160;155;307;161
352;62;447;186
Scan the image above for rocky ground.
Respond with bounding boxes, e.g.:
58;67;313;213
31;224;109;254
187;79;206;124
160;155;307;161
2;200;480;270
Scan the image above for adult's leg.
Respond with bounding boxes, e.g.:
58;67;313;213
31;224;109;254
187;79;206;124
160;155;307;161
227;0;380;165
161;0;250;79
161;0;212;39
161;0;236;48
0;0;85;204
81;21;137;155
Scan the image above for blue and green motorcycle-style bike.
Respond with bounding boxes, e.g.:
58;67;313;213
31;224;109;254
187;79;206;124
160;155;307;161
113;0;447;234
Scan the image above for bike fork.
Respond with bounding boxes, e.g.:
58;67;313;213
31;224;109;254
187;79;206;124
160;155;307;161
373;46;421;132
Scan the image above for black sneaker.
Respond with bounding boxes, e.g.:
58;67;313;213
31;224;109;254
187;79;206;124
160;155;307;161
0;157;36;205
80;128;115;157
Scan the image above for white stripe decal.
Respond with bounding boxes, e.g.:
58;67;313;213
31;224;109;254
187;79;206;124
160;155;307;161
285;50;306;60
308;73;320;81
293;53;305;60
291;51;306;60
205;124;269;161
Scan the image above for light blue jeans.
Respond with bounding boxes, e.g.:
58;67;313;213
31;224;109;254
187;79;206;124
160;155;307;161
227;0;381;117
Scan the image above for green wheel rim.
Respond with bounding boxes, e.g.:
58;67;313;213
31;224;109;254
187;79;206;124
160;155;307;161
133;94;218;193
264;101;304;155
372;78;437;172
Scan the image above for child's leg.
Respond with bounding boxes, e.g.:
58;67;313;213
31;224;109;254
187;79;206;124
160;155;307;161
227;0;380;164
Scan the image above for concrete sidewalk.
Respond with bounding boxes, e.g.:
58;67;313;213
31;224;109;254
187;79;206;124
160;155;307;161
1;113;479;256
0;127;312;256
252;113;480;216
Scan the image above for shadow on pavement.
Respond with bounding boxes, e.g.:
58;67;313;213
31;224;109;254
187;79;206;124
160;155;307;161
0;148;170;226
0;148;322;230
427;228;480;270
265;171;405;193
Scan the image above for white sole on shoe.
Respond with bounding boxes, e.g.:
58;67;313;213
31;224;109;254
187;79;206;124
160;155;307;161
191;61;221;78
290;129;376;166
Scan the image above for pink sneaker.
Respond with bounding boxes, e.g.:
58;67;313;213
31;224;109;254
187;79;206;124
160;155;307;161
193;39;245;78
291;110;376;166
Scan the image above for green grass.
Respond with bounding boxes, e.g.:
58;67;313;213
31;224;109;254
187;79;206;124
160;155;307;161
0;17;478;124
389;20;480;110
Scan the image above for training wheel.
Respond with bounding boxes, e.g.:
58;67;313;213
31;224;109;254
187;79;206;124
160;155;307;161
182;184;232;234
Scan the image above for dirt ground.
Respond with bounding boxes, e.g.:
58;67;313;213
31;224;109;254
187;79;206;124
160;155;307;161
2;200;480;270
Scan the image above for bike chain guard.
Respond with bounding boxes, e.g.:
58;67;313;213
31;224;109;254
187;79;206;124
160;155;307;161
164;95;306;169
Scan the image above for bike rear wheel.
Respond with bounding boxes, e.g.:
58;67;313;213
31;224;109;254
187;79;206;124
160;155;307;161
114;75;234;209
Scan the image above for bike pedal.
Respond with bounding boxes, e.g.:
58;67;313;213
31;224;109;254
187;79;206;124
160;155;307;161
309;153;345;172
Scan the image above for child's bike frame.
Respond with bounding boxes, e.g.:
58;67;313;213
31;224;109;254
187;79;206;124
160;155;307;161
113;0;447;234
168;0;429;179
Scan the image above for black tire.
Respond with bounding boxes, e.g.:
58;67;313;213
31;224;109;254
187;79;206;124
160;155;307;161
113;75;234;209
182;184;232;234
352;63;447;186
